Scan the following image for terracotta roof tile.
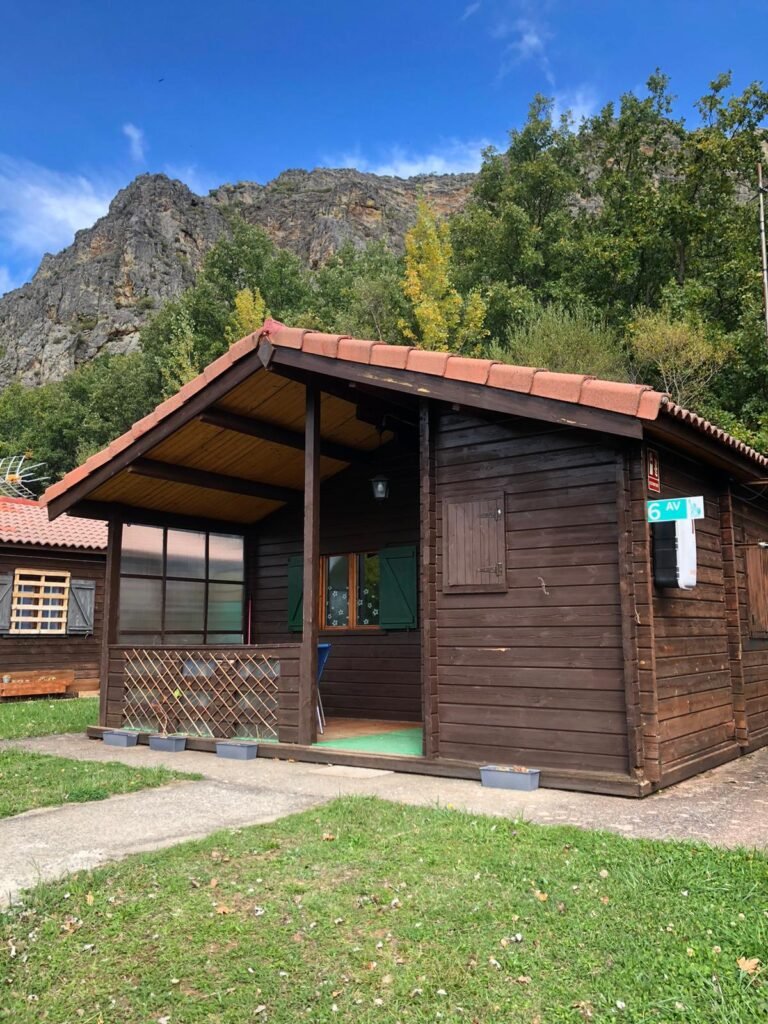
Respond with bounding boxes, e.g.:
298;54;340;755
41;318;768;512
0;498;107;550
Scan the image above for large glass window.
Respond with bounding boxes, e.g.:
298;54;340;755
119;525;245;644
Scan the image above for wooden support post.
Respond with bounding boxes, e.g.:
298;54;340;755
419;399;438;758
719;487;747;745
298;386;320;746
99;516;122;728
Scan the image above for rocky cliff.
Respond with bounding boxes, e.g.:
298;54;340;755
0;169;473;388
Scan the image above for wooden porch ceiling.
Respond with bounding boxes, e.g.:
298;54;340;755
83;368;397;525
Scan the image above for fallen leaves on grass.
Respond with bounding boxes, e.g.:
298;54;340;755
737;956;761;975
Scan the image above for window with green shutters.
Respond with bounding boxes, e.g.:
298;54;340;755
287;546;417;632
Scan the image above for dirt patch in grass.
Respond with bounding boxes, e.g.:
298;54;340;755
0;749;198;817
2;797;767;1022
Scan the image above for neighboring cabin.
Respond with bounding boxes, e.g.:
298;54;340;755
0;498;106;697
41;321;768;795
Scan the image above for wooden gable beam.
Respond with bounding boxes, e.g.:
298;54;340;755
198;408;366;464
127;458;301;504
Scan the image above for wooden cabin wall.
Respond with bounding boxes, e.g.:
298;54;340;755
0;546;105;684
249;448;421;721
648;450;739;785
433;410;631;779
731;495;768;751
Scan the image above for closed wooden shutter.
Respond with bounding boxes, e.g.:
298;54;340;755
67;579;96;635
745;543;768;637
443;495;507;593
0;573;12;633
380;546;417;630
287;554;304;632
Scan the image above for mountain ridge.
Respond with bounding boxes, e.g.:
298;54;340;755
0;168;474;388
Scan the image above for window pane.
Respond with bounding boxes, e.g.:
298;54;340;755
207;632;244;644
207;583;244;632
324;555;349;627
119;633;162;645
165;633;205;645
119;577;162;631
121;524;163;576
356;553;380;626
166;529;206;579
165;580;205;631
209;534;244;581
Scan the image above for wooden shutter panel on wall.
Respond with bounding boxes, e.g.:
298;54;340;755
67;579;96;635
287;554;304;632
745;543;768;637
0;573;12;633
380;546;418;630
443;495;507;593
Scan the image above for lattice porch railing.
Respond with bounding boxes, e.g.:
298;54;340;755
120;646;284;739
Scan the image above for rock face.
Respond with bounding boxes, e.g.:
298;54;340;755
0;168;473;388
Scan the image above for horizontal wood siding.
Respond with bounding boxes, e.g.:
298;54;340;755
731;495;768;748
0;545;105;684
249;448;421;721
434;411;630;775
650;452;738;782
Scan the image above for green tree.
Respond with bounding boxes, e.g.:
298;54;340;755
401;200;487;352
225;286;269;344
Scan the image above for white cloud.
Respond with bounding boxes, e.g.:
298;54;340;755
460;2;481;20
329;138;498;178
496;16;554;85
553;86;598;127
0;155;112;257
122;122;146;162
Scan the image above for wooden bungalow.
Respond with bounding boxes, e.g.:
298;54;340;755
41;320;768;795
0;497;106;698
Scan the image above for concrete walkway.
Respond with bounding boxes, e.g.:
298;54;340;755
3;733;768;905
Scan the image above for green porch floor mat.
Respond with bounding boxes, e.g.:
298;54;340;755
314;727;423;757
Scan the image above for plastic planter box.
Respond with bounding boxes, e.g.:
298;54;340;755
480;765;541;792
216;740;258;760
103;730;138;748
149;734;187;753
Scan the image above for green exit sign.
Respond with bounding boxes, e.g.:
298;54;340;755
646;496;705;523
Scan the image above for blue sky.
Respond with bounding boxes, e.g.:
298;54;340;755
1;0;766;295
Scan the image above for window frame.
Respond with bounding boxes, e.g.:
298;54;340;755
745;541;768;641
10;568;71;636
118;525;246;645
320;551;381;632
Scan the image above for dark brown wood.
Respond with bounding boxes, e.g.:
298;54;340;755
199;408;367;464
615;451;643;776
419;399;437;758
72;501;251;534
127;458;300;504
299;385;320;745
267;347;645;440
98;517;121;727
442;494;507;593
719;488;747;744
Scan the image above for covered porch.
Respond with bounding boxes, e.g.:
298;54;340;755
48;331;431;762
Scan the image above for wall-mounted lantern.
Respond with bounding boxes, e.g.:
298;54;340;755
370;475;390;501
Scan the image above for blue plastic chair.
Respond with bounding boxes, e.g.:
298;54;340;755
316;642;332;734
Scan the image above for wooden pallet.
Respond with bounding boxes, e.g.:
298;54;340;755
0;670;74;701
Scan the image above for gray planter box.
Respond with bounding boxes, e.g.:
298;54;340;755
216;740;258;760
480;765;541;792
149;734;187;753
103;730;138;748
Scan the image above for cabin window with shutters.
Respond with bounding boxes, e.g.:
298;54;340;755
322;552;381;629
442;495;507;593
10;570;70;635
745;543;768;638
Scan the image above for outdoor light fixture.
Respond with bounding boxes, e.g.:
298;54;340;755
371;475;390;501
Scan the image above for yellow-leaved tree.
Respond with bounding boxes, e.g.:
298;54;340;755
225;287;269;344
400;200;487;352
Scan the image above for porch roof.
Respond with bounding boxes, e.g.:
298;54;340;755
42;319;768;525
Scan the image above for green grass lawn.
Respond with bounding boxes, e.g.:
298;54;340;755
0;749;196;818
2;798;766;1023
0;696;99;739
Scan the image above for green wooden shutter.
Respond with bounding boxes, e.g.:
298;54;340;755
379;546;417;630
67;578;96;635
287;554;304;632
0;573;12;633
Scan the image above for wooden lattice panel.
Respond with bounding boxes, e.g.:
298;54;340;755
10;569;70;634
121;647;281;739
